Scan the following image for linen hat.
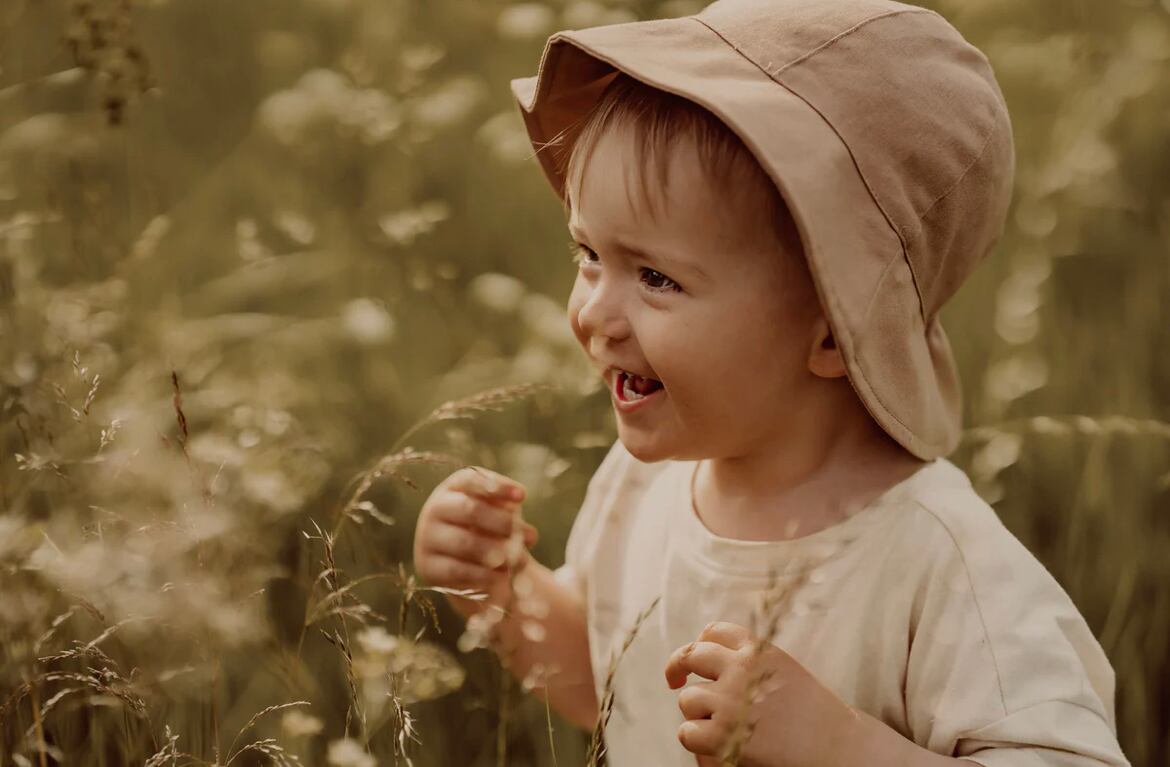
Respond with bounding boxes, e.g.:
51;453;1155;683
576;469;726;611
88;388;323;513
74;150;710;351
509;0;1015;460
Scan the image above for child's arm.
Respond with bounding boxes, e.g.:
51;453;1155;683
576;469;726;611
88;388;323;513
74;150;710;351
664;621;958;767
413;466;597;730
444;555;598;730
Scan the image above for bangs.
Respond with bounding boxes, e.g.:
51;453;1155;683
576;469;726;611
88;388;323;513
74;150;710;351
557;71;803;266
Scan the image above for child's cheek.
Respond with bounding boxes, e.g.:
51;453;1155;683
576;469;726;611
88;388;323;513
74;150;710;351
565;284;590;349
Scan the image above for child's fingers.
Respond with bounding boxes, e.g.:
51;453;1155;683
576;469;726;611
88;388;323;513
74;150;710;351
676;681;719;721
664;641;734;688
448;466;527;504
425;521;508;568
437;491;518;538
417;553;493;589
678;720;723;758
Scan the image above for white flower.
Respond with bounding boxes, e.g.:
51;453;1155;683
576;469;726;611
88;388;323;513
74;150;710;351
357;625;400;655
410;76;486;130
236;218;270;262
281;709;324;738
475;111;534;164
457;609;501;653
327;738;376;767
274;210;316;245
378;201;449;246
241;469;304;514
497;3;556;39
342;298;396;345
562;1;604;29
519;292;576;347
256;89;322;146
297;68;351;113
131;214;171;260
401;43;445;72
340;88;402;145
469;272;527;313
971;432;1022;483
511;344;556;382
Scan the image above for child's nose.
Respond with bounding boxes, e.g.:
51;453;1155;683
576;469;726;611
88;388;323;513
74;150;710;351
574;280;631;342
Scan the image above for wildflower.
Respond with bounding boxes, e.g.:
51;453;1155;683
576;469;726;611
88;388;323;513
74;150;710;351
281;709;324;738
496;4;556;40
342;298;396;345
357;625;400;656
327;737;376;767
468;272;527;313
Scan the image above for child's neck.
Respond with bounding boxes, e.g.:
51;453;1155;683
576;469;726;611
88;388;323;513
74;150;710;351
691;424;926;542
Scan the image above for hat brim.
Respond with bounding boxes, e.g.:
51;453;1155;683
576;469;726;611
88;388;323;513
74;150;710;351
510;16;962;460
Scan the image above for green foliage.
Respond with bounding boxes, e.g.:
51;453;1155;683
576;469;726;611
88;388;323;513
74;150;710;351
0;0;1167;765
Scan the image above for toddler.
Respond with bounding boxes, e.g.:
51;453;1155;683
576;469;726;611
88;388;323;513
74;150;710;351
413;1;1131;765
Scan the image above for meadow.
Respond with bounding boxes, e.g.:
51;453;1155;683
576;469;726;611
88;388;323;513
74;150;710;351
1;0;1168;765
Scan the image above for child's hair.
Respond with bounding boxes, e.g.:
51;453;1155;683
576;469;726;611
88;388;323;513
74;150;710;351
558;71;810;293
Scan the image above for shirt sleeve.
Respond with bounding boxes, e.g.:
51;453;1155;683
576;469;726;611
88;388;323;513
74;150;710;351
552;438;631;603
903;504;1130;767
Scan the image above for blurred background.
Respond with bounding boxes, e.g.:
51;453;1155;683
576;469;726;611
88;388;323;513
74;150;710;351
0;0;1167;765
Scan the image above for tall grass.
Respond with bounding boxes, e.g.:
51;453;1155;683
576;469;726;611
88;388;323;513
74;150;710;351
1;0;1167;765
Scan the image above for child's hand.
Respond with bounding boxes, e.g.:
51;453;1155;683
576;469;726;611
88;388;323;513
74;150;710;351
664;621;857;767
413;466;538;595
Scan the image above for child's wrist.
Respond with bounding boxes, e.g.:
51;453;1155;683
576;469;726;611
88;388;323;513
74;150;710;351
827;706;946;767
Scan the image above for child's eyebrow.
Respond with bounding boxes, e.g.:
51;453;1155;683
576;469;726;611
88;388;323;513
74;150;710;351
568;222;709;281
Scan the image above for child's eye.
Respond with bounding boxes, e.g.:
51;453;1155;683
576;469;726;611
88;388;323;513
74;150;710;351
567;240;683;294
568;240;598;266
640;268;681;293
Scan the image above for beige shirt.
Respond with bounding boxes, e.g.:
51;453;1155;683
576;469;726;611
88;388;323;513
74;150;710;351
555;439;1129;767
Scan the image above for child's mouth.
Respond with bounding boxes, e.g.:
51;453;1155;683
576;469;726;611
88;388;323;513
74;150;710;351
614;370;665;404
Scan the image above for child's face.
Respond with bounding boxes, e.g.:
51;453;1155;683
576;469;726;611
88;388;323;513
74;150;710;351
566;121;829;463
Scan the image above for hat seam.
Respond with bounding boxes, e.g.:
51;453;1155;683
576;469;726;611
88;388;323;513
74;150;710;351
767;8;936;77
915;107;1006;234
858;252;902;326
849;254;944;456
912;115;1005;319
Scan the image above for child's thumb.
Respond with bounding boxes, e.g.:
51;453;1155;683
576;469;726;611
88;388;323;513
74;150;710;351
522;521;538;546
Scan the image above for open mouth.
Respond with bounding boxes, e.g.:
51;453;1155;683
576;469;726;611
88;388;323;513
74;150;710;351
615;370;665;402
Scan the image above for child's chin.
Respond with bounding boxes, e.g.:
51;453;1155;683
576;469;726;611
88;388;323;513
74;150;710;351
615;430;673;464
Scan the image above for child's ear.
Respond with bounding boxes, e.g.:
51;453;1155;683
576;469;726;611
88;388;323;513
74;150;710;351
807;316;847;379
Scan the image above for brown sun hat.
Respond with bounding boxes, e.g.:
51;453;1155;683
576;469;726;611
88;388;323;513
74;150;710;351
509;0;1015;460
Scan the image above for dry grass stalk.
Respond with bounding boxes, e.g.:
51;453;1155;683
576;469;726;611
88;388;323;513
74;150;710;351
226;737;303;767
166;369;214;507
143;725;185;767
586;595;662;767
29;681;48;767
719;565;816;766
225;700;310;764
962;414;1170;443
337;447;465;536
305;571;402;628
301;519;365;739
419;383;555;429
394;563;446;638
